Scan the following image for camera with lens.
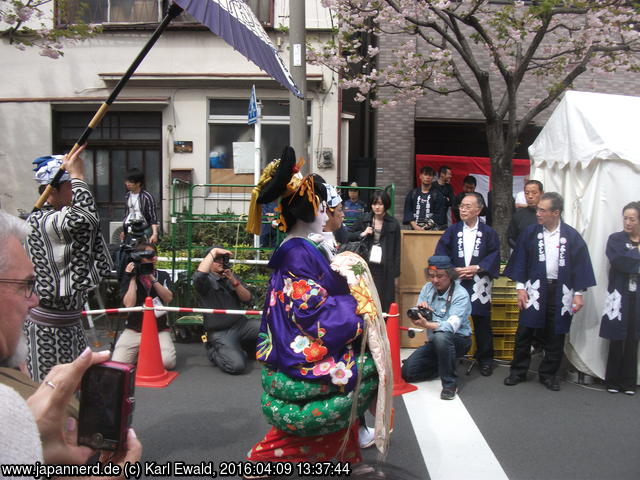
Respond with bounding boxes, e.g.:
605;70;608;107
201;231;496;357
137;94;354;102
130;250;155;276
124;218;147;245
417;215;438;231
215;254;232;271
407;306;432;322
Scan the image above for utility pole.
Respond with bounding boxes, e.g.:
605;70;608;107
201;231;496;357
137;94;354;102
289;0;307;173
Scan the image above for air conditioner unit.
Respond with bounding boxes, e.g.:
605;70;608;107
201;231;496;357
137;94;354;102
109;221;123;244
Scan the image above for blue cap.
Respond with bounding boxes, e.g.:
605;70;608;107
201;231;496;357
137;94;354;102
428;255;454;270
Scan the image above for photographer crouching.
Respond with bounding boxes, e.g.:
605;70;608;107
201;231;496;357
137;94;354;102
193;247;259;375
401;255;472;400
112;242;176;369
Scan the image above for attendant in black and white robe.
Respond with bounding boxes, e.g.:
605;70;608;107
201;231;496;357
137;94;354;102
24;146;112;381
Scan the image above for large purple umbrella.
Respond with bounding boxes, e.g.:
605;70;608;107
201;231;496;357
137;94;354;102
34;1;301;210
173;0;302;98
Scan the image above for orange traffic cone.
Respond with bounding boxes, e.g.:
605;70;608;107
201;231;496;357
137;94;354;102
135;296;178;388
386;302;417;396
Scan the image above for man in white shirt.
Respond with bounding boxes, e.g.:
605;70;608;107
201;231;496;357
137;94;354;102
503;193;596;391
435;193;500;376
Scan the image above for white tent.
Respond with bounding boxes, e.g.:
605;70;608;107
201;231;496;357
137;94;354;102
528;90;640;382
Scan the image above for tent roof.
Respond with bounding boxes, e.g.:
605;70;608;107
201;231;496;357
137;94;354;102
528;90;640;169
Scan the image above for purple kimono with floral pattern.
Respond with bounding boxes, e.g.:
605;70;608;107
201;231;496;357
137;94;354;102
256;237;364;392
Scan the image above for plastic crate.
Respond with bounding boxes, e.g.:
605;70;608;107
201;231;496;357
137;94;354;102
493;326;518;336
466;324;516;361
493;334;515;360
492;275;518;302
491;301;520;330
492;302;519;317
492;287;518;302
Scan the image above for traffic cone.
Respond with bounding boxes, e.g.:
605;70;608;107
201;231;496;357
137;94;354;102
386;302;417;396
135;296;178;388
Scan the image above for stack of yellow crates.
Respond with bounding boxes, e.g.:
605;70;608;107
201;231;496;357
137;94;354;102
467;274;519;361
490;275;519;360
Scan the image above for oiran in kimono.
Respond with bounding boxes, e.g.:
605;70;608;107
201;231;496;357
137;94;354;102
244;146;392;465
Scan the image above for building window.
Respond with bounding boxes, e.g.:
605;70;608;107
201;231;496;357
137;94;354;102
208;98;311;175
247;0;274;27
56;0;274;26
53;111;163;241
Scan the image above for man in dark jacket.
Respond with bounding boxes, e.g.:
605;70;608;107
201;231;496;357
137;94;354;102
432;165;455;225
403;166;446;230
193;247;259;375
507;180;543;248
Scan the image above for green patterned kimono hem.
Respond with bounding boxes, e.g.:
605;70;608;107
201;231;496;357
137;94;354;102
261;354;378;437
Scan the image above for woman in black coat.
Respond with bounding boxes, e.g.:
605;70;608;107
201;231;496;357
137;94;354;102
349;190;401;312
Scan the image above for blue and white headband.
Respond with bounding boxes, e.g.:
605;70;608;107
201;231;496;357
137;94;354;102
323;183;342;209
33;155;70;185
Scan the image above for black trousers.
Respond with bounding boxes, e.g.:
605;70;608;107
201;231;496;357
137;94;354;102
605;296;638;391
206;317;260;375
472;314;493;366
509;282;565;380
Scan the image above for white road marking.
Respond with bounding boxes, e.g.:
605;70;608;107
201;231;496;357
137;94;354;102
400;349;509;480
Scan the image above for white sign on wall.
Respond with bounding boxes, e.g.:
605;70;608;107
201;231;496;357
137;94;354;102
233;141;255;174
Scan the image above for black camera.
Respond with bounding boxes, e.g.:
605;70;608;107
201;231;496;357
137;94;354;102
130;250;155;276
417;217;438;231
407;306;432;321
215;254;232;271
78;361;135;451
126;218;147;238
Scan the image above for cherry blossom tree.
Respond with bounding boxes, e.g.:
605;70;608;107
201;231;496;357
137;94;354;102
310;0;640;251
0;0;96;59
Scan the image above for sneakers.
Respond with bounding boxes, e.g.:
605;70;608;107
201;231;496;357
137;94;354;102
440;387;457;400
358;425;376;449
623;390;636;396
607;387;620;394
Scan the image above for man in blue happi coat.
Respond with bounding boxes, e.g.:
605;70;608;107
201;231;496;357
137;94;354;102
435;192;500;376
503;192;596;391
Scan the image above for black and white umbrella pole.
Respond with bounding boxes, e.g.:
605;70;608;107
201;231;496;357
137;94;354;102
33;3;184;211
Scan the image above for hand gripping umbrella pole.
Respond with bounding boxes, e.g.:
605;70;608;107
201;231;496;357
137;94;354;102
33;3;185;211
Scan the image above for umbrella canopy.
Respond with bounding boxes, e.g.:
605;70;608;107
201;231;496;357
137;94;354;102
173;0;302;98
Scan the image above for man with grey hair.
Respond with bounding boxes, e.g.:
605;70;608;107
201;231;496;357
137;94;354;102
0;210;38;372
25;144;112;381
435;192;500;376
0;209;142;470
401;255;473;400
504;192;596;391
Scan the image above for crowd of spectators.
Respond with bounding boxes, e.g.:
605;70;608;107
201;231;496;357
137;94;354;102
1;145;637;471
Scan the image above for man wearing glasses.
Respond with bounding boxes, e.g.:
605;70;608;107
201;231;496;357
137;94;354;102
0;209;143;471
112;242;175;369
193;246;259;375
435;192;500;377
401;255;473;400
24;145;112;381
504;192;596;391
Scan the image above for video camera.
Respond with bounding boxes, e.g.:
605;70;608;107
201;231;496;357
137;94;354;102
116;217;150;279
130;250;155;276
407;305;432;322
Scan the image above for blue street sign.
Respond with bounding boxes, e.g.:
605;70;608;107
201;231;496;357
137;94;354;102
248;85;257;125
